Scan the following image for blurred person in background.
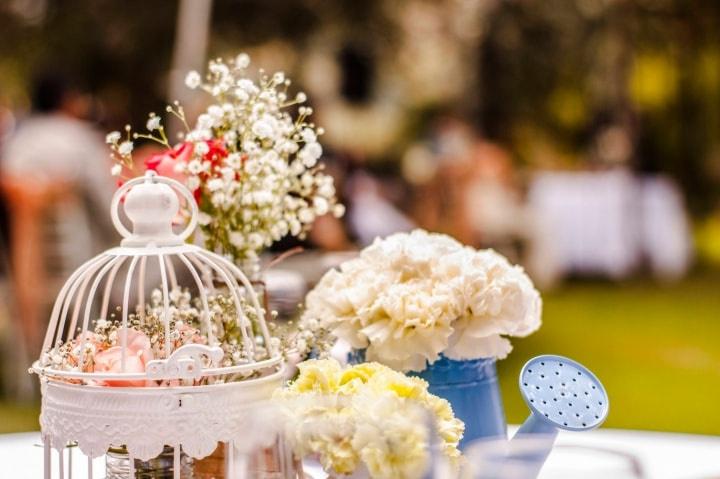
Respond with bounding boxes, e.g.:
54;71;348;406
461;138;528;258
0;70;114;392
345;168;415;246
409;115;528;259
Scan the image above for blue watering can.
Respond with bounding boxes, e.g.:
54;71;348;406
353;350;609;477
422;354;609;479
506;354;609;477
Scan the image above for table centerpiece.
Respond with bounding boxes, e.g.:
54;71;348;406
298;229;542;445
31;171;303;478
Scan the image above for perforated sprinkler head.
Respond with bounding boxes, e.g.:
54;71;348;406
519;355;608;432
509;354;609;478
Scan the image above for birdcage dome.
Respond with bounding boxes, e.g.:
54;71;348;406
31;171;285;461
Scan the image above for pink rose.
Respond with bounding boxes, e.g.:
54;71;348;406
144;141;194;183
94;328;154;387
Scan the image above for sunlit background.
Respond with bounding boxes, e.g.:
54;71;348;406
1;0;719;436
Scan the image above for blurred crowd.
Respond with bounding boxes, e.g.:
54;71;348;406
1;0;719;403
0;70;694;386
0;72;115;398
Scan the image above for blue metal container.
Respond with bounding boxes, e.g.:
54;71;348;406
415;356;507;448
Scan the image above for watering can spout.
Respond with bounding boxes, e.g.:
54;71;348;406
515;413;559;437
504;415;559;477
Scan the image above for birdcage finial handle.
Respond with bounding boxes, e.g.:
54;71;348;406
111;171;199;246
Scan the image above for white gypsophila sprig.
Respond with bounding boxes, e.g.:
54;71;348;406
179;55;343;261
107;102;193;178
107;125;135;174
106;53;343;261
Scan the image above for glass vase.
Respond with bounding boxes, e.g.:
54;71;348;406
107;442;303;478
192;440;304;478
106;446;194;478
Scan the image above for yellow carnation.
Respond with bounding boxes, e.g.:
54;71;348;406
288;358;342;393
277;359;464;477
337;362;383;394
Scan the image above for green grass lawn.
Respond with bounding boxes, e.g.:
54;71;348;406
1;269;719;435
0;401;39;433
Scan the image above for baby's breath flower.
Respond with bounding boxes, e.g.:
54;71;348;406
105;53;342;263
207;178;224;191
185;71;202;89
197;114;214;130
333;204;346;218
194;141;210;155
146;115;161;131
118;141;134;156
235;53;250;68
187;175;200;191
106;131;121;144
110;164;122;177
300;127;316;143
209;61;229;76
207;105;223;119
229;232;245;247
298;208;315;224
298;142;322;168
252;118;274;139
313;197;329;215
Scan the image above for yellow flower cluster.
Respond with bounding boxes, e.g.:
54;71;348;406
274;359;464;479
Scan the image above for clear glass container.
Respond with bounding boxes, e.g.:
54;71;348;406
106;446;194;478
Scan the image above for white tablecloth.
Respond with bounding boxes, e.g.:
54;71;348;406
527;170;691;284
2;428;719;478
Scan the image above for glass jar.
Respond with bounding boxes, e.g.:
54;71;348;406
193;438;304;478
106;446;194;478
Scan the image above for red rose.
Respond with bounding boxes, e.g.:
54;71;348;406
145;141;194;183
203;139;228;167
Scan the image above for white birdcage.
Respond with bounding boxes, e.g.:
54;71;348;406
30;171;290;478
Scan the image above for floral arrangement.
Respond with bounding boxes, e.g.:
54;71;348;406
39;287;280;386
274;358;464;479
299;229;542;372
107;53;343;261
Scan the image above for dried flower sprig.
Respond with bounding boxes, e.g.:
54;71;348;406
40;286;309;385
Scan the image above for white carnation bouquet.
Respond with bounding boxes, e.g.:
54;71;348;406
300;229;542;372
274;359;464;479
108;53;344;261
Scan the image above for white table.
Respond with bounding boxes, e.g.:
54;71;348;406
527;170;692;284
1;428;718;478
